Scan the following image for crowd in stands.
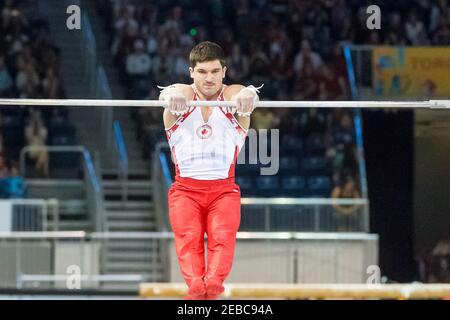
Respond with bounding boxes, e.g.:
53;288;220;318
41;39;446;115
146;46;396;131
0;0;70;196
415;235;450;283
95;0;449;199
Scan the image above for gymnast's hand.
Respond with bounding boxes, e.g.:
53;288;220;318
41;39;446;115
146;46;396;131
163;87;188;116
232;87;258;117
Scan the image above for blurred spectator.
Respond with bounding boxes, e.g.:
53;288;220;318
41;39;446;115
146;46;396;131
2;1;29;31
227;44;249;83
0;154;9;178
294;40;323;74
0;56;13;96
248;44;270;86
271;50;293;95
405;11;428;45
151;44;173;86
42;66;63;99
433;17;450;45
430;235;450;283
331;174;362;231
0;0;67;180
126;39;151;77
125;39;152;98
0;161;26;198
0;132;5;156
326;142;345;173
114;4;138;33
15;56;39;93
293;63;319;101
25;109;49;177
172;48;190;80
299;108;326;137
414;245;432;282
317;64;348;101
251;108;280;130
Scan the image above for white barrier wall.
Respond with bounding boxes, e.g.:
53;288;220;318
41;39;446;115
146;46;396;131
0;201;12;231
169;235;378;284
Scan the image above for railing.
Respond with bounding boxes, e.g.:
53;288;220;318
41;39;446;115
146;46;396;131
152;142;172;281
154;143;369;232
113;121;128;204
97;65;114;152
344;44;374;97
0;231;378;289
20;146;104;231
81;148;104;232
75;2;117;161
343;44;369;198
153;142;172;232
81;12;97;96
240;198;369;232
0;199;59;232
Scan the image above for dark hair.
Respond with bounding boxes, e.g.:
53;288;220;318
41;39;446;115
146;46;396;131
189;41;226;68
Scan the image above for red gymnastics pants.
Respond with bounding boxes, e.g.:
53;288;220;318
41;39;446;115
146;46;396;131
168;176;241;290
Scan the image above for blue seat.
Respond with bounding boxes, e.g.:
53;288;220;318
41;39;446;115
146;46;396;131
280;134;303;155
334;130;354;144
279;156;298;173
307;176;332;197
305;133;325;155
308;175;331;189
255;176;279;195
1;115;21;127
50;126;76;139
51;134;76;146
281;176;305;190
236;176;253;190
281;176;305;196
50;151;80;168
301;156;327;173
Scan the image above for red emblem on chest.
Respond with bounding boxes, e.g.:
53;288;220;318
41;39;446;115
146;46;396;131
196;124;213;139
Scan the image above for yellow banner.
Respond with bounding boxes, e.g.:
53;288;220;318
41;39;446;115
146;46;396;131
372;47;450;98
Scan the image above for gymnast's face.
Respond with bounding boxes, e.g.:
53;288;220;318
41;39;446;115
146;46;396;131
190;60;226;99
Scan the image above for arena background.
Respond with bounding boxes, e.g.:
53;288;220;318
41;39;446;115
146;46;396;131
0;0;449;300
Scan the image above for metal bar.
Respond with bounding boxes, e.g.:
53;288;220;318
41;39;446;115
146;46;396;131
139;283;450;299
19;274;145;282
0;231;378;241
314;206;320;232
89;231;378;241
241;198;369;205
0;231;86;239
0;98;448;109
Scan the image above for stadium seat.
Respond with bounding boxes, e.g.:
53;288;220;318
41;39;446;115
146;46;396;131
301;156;327;174
279;156;298;174
255;176;279;195
235;176;253;190
281;176;305;196
281;135;303;155
305;133;325;155
306;176;332;197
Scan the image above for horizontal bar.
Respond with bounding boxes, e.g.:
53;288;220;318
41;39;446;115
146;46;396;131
19;274;145;282
0;98;448;109
90;232;378;241
3;199;58;206
0;231;378;241
0;231;86;239
236;232;379;241
139;283;450;299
